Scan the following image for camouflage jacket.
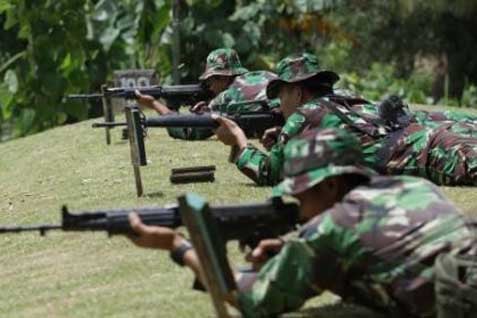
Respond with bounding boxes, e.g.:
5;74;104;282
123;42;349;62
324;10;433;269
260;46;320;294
208;70;280;113
235;95;386;186
237;94;477;186
412;110;477;138
167;71;279;140
351;101;477;138
238;175;474;317
235;106;310;186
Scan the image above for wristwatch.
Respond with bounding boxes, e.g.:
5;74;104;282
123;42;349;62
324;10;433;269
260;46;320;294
169;239;193;267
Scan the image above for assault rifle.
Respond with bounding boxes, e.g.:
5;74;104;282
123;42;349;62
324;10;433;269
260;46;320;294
0;194;299;251
92;106;284;139
67;84;211;105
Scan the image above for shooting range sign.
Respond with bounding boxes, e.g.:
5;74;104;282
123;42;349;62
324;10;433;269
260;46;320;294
112;69;159;113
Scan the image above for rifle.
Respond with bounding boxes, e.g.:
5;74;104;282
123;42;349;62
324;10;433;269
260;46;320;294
67;84;211;106
92;108;285;139
68;84;212;145
0;194;299;251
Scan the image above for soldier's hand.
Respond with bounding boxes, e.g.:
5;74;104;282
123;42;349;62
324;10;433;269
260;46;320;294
128;212;177;250
190;101;210;113
246;239;284;270
260;126;282;150
134;90;156;109
213;115;248;149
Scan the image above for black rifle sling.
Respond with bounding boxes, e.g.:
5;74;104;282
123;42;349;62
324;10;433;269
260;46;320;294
322;96;413;172
310;97;388;138
300;96;410;172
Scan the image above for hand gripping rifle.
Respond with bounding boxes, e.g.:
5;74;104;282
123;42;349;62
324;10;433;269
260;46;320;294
93;106;285;196
0;194;299;251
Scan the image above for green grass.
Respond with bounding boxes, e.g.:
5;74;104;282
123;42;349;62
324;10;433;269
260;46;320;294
0;105;476;317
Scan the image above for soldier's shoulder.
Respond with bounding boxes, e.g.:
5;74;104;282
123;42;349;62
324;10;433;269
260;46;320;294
363;175;440;192
346;175;447;207
232;70;278;86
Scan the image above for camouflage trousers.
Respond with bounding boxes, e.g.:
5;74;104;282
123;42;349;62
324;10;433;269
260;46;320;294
442;122;477;139
418;118;477;138
422;129;477;185
385;124;477;186
434;248;477;317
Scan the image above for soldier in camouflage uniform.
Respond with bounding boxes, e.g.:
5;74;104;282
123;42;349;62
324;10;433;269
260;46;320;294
409;108;477;138
215;53;340;185
136;48;278;140
215;53;477;186
354;95;477;138
127;128;477;317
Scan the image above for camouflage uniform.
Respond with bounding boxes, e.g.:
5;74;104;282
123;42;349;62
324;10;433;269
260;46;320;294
208;70;280;113
351;96;477;138
235;53;339;185
236;53;477;186
412;109;477;138
167;49;278;140
238;128;477;318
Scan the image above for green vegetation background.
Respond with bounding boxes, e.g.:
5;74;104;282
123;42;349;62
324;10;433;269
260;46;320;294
0;105;476;317
1;0;477;140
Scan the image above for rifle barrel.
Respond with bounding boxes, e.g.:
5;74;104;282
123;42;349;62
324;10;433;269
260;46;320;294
66;84;208;103
92;122;127;128
145;114;218;128
66;94;104;100
0;225;63;235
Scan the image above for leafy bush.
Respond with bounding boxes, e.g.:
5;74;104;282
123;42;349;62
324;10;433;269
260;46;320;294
2;0;477;141
338;62;433;104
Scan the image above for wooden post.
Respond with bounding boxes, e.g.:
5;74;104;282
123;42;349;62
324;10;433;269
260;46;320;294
125;107;145;197
100;84;114;145
172;0;181;84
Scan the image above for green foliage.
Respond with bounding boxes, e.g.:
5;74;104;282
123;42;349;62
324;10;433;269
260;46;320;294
326;0;477;99
339;62;433;103
0;0;170;139
440;84;477;108
1;0;477;140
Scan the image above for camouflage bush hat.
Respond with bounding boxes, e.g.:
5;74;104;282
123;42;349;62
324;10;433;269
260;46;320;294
266;53;340;99
199;48;249;81
272;128;375;196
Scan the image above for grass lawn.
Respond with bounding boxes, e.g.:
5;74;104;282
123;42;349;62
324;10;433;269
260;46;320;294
0;105;476;317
